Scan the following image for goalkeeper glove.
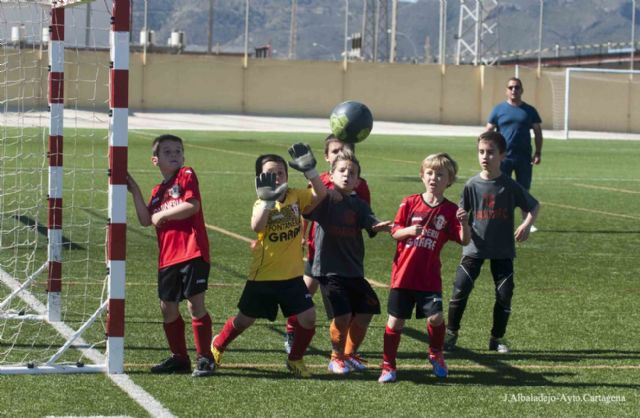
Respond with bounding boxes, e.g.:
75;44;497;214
287;143;318;179
255;172;288;209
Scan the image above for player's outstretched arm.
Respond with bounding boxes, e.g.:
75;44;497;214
251;172;288;232
126;172;152;227
515;203;540;242
287;143;327;213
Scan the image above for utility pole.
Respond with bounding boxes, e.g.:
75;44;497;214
289;0;297;59
389;0;397;63
208;0;214;54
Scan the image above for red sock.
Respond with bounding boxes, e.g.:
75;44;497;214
288;323;315;361
428;321;446;354
382;325;402;369
214;316;242;352
286;315;298;334
163;316;188;360
192;312;213;359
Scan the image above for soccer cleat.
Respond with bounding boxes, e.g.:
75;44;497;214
345;353;368;372
327;357;351;375
150;355;191;374
428;351;448;378
489;337;510;353
443;330;458;352
286;359;311;378
210;334;224;366
284;331;295;355
191;356;216;377
378;367;397;384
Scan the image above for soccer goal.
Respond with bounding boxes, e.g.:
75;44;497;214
0;0;128;374
561;67;640;139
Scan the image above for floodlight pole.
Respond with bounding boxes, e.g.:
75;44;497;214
439;0;447;70
537;0;544;78
244;0;249;68
343;0;349;71
389;0;397;63
631;0;636;77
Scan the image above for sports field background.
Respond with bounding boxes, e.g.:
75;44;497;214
0;125;639;417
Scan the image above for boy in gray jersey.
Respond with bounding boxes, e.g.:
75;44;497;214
306;150;391;374
444;131;540;353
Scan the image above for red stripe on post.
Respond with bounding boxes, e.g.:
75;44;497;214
50;8;64;41
112;0;131;32
48;261;62;292
49;72;64;104
108;223;127;261
109;146;128;185
107;299;125;337
49;135;63;166
110;69;129;108
48;198;63;229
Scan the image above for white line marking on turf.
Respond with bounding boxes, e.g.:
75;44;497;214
0;268;176;418
204;223;389;287
573;183;640;194
205;223;253;243
541;201;640;221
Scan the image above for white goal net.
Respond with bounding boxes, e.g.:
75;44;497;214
548;67;640;139
0;0;128;374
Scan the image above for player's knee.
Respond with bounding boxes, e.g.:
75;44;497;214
451;279;473;302
297;307;316;328
496;278;514;307
428;312;444;325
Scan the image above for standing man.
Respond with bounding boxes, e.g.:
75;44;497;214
486;78;542;231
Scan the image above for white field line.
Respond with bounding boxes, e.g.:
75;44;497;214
541;201;640;221
573;183;640;194
204;223;389;288
0;268;176;418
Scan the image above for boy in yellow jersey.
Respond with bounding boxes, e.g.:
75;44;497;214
211;144;327;378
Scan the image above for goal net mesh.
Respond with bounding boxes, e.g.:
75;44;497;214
0;0;113;370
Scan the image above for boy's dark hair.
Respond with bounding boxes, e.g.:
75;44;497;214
330;149;361;177
478;131;507;154
324;133;355;157
152;134;183;156
255;154;288;176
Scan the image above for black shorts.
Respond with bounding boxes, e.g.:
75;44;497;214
317;276;381;319
238;277;314;321
158;257;210;302
387;288;443;319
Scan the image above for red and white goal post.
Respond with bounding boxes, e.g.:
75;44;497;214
0;0;129;374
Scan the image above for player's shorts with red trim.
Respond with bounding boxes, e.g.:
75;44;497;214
158;257;210;302
387;288;443;319
317;276;381;319
238;276;314;321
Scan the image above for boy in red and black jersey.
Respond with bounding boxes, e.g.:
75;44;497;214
379;153;471;384
127;134;215;377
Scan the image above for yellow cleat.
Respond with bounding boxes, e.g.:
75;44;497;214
210;334;224;367
286;358;311;378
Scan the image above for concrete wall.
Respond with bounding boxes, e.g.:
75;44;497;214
2;49;638;133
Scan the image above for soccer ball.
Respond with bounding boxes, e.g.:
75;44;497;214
329;101;373;144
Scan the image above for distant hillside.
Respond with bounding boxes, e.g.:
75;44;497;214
132;0;638;62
